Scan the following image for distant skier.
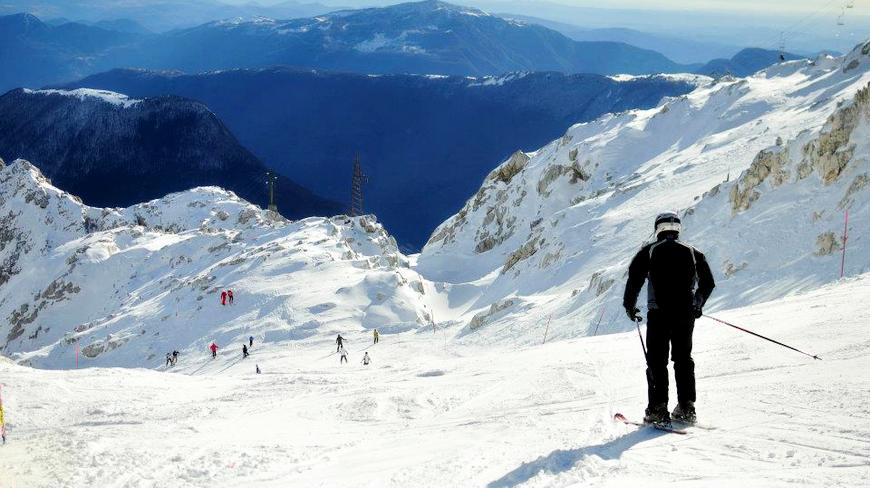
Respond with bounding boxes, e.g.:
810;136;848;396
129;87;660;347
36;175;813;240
220;291;227;306
339;347;348;364
373;329;379;344
227;289;234;305
362;352;371;366
256;364;261;374
249;336;254;348
166;353;172;367
242;344;249;359
623;212;715;425
172;350;179;365
336;334;345;352
210;342;219;358
0;389;5;444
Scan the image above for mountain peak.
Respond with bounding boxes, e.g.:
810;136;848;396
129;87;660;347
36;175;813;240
20;88;142;109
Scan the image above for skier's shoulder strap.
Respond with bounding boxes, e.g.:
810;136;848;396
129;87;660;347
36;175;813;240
647;239;667;259
675;239;700;284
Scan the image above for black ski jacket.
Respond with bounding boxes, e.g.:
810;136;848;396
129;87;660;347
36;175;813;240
623;235;715;313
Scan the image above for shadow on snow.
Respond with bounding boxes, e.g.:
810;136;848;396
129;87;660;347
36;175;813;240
486;428;666;487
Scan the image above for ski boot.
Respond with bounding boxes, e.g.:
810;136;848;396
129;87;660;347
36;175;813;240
643;403;671;426
672;402;697;424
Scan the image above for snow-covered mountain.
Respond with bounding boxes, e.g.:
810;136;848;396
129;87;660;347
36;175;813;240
128;0;688;76
418;40;870;344
4;42;869;368
0;87;341;219
0;160;432;368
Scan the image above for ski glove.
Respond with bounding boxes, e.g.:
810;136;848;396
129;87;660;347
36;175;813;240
625;306;642;322
692;294;704;319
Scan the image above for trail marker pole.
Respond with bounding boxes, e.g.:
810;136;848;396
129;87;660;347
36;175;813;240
840;209;849;279
75;341;79;369
542;316;551;345
593;307;606;336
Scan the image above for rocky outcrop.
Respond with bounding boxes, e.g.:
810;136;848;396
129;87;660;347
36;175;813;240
488;151;530;184
502;237;541;274
814;231;842;256
731;81;869;214
730;146;789;214
468;299;515;330
798;84;867;184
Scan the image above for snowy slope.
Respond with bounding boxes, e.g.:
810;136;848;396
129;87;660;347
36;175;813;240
0;160;432;368
0;272;868;487
418;40;870;344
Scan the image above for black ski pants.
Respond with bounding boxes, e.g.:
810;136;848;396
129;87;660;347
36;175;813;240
645;309;695;409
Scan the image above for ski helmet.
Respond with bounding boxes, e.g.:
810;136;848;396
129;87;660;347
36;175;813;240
654;211;681;236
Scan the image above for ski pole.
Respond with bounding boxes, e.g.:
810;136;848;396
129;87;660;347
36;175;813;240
702;314;821;360
634;318;657;398
634;317;647;357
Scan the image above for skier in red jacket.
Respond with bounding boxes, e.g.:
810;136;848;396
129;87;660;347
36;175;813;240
210;342;219;358
220;291;227;306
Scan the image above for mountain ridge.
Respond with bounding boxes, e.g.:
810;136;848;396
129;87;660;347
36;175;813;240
0;87;341;219
60;66;699;248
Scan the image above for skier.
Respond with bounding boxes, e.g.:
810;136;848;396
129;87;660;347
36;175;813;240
339;347;348;364
336;334;345;352
373;329;379;344
220;290;227;306
0;389;5;444
362;352;371;366
166;353;172;367
172;350;179;365
623;211;715;425
227;289;234;305
210;342;219;359
256;364;261;374
242;344;249;359
249;336;254;348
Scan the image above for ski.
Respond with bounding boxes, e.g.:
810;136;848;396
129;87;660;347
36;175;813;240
613;413;688;435
671;419;716;431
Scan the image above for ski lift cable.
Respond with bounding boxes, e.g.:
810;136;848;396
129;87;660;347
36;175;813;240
762;0;839;50
760;0;842;51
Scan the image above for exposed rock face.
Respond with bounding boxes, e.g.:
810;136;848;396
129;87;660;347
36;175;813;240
731;82;870;214
815;232;842;256
468;299;515;330
730;146;790;213
489;151;530;184
804;86;868;183
502;237;541;274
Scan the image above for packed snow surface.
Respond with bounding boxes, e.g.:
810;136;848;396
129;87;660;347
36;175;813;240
1;275;868;487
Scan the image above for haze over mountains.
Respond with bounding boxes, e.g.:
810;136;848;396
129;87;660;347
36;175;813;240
0;0;337;31
0;1;700;93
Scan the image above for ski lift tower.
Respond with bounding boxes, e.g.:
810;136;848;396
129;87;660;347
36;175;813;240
266;170;278;212
350;154;368;217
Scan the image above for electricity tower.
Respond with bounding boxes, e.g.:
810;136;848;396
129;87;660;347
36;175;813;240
350;154;368;217
266;170;278;212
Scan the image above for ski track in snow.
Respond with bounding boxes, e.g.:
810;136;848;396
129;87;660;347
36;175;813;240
1;275;869;487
